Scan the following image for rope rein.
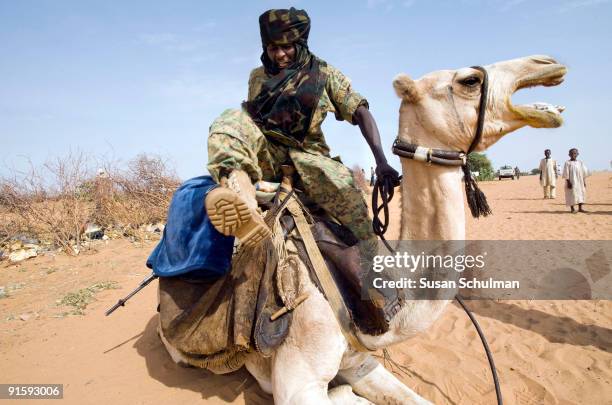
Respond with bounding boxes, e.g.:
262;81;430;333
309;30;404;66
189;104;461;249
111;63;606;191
371;174;401;253
462;66;492;218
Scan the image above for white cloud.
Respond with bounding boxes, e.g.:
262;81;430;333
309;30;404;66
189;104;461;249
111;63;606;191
139;33;176;46
559;0;611;12
499;0;611;12
0;111;55;122
366;0;417;11
366;0;395;11
367;0;386;7
157;75;247;112
499;0;530;12
138;33;202;53
192;21;217;32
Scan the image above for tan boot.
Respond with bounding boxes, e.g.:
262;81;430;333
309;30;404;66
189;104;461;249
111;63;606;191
205;170;271;248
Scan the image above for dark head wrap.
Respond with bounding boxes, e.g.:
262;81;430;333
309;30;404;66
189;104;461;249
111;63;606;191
243;8;327;144
259;8;310;47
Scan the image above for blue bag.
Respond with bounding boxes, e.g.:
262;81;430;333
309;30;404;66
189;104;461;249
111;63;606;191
146;176;234;278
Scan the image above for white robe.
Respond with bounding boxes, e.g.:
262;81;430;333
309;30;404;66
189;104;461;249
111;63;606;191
562;160;589;206
539;158;557;187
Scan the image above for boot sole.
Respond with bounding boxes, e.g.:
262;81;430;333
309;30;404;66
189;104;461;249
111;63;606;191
205;187;271;248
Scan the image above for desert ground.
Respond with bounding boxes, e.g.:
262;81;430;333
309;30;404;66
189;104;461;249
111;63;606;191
1;173;611;404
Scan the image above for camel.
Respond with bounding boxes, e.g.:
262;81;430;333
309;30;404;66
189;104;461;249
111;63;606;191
161;55;567;404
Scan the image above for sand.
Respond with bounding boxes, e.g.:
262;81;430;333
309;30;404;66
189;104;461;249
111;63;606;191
1;173;611;404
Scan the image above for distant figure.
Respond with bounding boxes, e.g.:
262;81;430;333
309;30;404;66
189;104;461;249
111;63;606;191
370;166;376;186
93;168;112;223
562;148;589;213
514;166;520;180
539;149;558;199
96;168;107;178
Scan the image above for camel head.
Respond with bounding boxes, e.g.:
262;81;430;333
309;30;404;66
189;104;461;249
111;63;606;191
393;55;567;152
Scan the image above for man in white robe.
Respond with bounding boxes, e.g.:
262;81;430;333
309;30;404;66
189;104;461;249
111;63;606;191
539;149;558;198
562;148;589;213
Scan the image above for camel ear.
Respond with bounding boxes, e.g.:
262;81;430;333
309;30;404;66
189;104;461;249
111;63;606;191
393;74;421;103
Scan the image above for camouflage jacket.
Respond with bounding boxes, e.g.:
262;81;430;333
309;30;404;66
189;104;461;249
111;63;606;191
247;64;368;156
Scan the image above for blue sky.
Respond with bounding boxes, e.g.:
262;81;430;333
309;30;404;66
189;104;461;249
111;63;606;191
1;0;611;179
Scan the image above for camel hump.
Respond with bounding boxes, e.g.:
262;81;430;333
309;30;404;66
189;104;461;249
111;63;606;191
393;73;421;103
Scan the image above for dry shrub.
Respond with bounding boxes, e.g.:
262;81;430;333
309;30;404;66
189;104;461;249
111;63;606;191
0;197;23;246
0;153;180;253
94;154;180;237
0;153;93;254
351;164;371;194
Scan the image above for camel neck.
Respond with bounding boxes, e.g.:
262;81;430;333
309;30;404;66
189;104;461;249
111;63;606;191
399;159;466;240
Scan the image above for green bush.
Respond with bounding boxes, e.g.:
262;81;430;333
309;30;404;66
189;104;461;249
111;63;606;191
467;153;495;181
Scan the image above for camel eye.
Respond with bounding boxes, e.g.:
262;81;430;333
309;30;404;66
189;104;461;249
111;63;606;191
460;76;481;87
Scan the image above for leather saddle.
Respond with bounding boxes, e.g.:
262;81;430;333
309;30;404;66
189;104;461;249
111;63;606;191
253;190;399;353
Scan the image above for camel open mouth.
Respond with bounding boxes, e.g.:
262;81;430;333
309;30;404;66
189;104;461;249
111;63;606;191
509;63;567;128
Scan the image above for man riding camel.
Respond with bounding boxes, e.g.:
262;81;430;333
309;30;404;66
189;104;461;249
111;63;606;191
205;7;399;248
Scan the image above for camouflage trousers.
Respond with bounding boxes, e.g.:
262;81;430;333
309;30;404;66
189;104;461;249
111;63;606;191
207;109;374;241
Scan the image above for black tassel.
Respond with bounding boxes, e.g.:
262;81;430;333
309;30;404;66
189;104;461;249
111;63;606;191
462;163;492;218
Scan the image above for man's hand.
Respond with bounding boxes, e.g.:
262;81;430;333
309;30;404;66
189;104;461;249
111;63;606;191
375;162;400;187
566;179;572;189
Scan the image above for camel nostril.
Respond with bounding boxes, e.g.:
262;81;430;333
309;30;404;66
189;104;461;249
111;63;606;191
531;56;558;65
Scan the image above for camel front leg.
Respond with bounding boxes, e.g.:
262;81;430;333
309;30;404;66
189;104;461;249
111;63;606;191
338;356;432;405
271;291;347;404
272;334;344;404
246;354;374;404
272;319;346;405
328;384;374;405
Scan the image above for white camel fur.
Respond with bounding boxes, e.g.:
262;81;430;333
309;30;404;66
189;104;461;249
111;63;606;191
162;55;567;404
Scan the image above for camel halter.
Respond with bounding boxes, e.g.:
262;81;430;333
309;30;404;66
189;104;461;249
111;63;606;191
373;66;503;405
391;65;492;218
